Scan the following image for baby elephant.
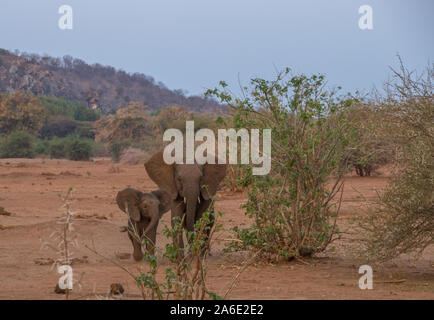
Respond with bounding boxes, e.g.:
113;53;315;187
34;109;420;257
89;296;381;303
116;188;171;261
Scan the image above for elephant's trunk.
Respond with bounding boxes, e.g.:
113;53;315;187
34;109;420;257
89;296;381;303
185;187;199;232
142;207;159;245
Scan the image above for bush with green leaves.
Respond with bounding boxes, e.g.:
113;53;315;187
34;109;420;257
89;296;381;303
207;69;356;261
48;136;93;161
35;139;50;155
40;96;100;121
0;131;35;158
49;137;68;159
67;137;92;161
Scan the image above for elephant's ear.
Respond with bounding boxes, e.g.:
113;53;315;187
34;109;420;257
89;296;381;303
144;149;177;200
200;162;227;200
152;189;172;215
117;189;142;222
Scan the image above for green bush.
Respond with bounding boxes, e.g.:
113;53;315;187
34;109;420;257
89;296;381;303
35;139;50;155
49;137;68;159
208;70;354;261
73;104;100;121
48;136;93;161
109;140;132;162
40;96;100;121
0;131;35;158
67;137;92;161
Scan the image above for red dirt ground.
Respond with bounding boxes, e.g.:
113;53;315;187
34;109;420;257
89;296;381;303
0;158;432;300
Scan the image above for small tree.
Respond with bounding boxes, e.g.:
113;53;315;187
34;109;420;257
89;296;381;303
207;70;355;261
48;136;93;161
0;131;35;158
67;137;92;161
0;90;46;135
49;137;68;159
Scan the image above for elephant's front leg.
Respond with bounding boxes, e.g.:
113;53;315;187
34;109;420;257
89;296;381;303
171;199;186;255
127;219;144;262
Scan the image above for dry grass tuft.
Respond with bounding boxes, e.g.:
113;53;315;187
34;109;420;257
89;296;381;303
119;147;147;165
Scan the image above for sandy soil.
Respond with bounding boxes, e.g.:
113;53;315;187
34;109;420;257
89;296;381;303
0;158;432;300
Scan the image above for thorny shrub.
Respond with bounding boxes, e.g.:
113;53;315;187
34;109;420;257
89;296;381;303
358;60;433;260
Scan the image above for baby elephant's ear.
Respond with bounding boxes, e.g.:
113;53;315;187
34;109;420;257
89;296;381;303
116;189;141;222
151;189;172;215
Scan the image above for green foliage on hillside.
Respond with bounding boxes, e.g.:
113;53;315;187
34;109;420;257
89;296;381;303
40;96;100;121
40;115;95;139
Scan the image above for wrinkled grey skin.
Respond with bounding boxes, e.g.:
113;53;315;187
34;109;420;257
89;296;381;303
116;188;171;261
144;150;226;250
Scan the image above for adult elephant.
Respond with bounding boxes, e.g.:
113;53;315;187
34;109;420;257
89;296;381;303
144;149;226;249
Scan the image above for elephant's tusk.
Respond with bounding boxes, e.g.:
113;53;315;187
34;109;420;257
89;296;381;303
198;196;201;204
183;197;187;204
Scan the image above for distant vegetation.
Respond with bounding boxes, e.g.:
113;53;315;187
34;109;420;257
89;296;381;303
0;90;218;162
0;48;225;161
40;95;100;121
0;48;225;114
0;90;46;135
0;131;35;158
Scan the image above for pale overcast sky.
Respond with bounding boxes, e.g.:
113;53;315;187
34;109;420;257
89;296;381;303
0;0;433;96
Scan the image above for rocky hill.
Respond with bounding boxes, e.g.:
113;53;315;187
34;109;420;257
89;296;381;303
0;48;225;114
